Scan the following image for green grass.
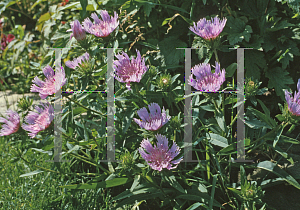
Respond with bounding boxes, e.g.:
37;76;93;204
0;136;137;209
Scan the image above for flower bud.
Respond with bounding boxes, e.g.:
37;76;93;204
69;20;86;41
156;73;172;90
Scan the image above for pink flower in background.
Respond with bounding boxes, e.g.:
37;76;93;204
1;34;15;50
0;109;20;136
139;134;183;171
189;16;227;40
22;102;54;138
83;10;119;37
285;78;300;116
30;65;67;99
189;61;225;91
133;103;171;131
67;20;86;41
65;52;90;69
113;50;148;90
0;17;4;29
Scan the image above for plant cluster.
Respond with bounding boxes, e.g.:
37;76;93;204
1;0;300;209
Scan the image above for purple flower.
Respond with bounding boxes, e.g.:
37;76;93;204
0;109;20;136
189;61;225;91
133;103;171;131
139;134;183;171
67;20;86;41
285;78;300;116
22;102;54;138
65;52;90;69
30;65;67;99
189;16;227;40
83;10;119;37
113;50;148;90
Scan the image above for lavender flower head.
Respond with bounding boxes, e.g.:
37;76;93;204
285;78;300;116
133;103;171;131
22;102;54;138
30;65;67;99
67;20;86;41
113;50;148;90
0;109;20;136
139;134;183;171
65;52;90;69
189;16;227;40
83;10;119;37
189;61;225;91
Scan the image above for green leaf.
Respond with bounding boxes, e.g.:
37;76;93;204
35;12;52;32
257;99;271;118
142;2;155;16
57;2;80;11
257;161;300;189
61;177;131;189
0;0;16;15
163;174;185;194
73;107;87;116
159;3;188;14
278;135;300;144
80;0;88;18
224;16;253;45
122;106;135;134
273;124;284;148
225;63;237;78
113;184;161;201
130;175;141;192
157;36;187;66
245;50;266;81
206;133;228;148
30;0;46;10
267;19;294;32
247;107;277;128
217;139;251;155
277;40;300;69
176;191;222;208
115;190;172;208
215;110;226;133
265;67;294;100
245;117;271;129
187;202;207;210
19;170;44;177
272;144;294;164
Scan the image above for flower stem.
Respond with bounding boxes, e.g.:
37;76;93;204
65;95;113;120
214;49;226;136
214;49;219;63
286;124;296;135
206;140;211;181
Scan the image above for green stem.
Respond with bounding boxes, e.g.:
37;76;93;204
65;95;112;120
214;49;225;136
214;49;219;63
7;7;34;20
206;140;211;181
286;124;296;135
62;133;91;150
67;152;110;175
